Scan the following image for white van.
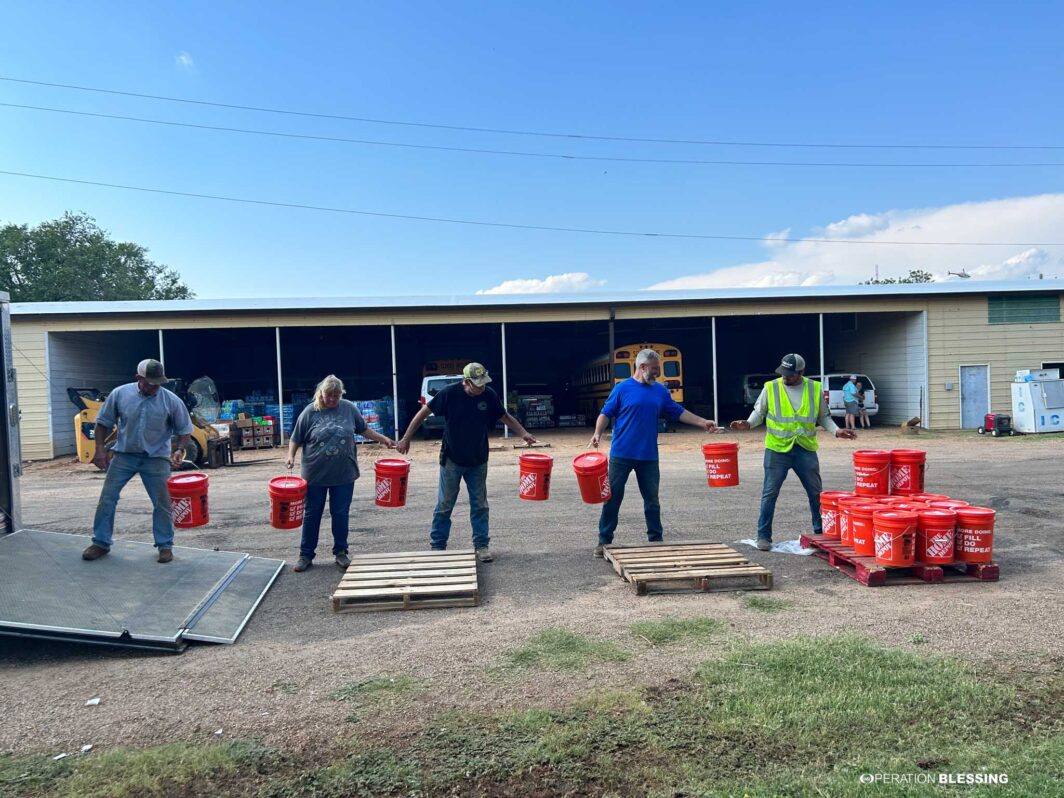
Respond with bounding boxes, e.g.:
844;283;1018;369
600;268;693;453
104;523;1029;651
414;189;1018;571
816;374;879;419
419;374;463;433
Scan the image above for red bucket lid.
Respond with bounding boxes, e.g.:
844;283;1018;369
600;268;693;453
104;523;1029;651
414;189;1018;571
375;458;410;472
269;475;307;491
169;473;208;488
573;452;608;470
918;508;957;522
873;509;919;523
519;452;554;465
854;449;891;461
702;441;738;453
956;506;996;521
890;448;926;460
930;499;969;510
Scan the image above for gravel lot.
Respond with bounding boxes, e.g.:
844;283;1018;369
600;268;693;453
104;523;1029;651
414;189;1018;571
2;427;1061;755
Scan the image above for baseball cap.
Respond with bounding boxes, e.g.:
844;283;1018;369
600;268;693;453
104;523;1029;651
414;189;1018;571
136;358;170;385
775;353;806;376
462;362;492;387
849;374;858;380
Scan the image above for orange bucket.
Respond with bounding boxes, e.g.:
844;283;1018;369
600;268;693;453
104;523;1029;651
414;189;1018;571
268;475;307;530
929;499;969;512
955;506;996;563
374;459;410;508
837;495;873;547
873;510;918;567
518;452;553;501
849;502;886;556
573;452;611;504
168;473;209;528
917;509;957;564
702;441;739;487
889;449;926;495
911;493;950;504
819;491;853;540
853;450;891;496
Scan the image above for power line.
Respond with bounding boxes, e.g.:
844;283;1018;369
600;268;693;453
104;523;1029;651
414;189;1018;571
4;102;1060;169
2;169;1061;247
2;75;1060;152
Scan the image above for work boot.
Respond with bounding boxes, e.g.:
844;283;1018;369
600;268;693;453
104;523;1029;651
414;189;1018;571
157;548;173;563
335;551;351;569
594;544;605;558
293;556;312;572
756;538;772;552
82;544;109;561
475;547;494;563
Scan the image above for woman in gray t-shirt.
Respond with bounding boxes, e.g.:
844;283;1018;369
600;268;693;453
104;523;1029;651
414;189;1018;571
285;375;395;572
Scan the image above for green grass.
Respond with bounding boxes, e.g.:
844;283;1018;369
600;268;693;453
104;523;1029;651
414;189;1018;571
0;739;273;798
328;675;428;703
741;594;794;613
9;637;1061;797
503;627;630;671
629;616;724;645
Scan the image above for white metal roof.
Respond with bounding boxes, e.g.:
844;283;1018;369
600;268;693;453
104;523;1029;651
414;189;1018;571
10;279;1064;317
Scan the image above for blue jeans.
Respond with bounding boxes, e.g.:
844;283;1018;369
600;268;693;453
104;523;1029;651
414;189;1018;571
757;447;823;542
300;482;354;560
598;457;662;545
92;452;174;550
430;459;489;550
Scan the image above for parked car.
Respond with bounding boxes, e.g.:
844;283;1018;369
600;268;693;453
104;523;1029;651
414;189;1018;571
419;374;463;434
741;373;779;409
816;374;880;419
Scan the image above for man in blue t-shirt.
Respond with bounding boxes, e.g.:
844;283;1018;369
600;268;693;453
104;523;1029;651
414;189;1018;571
589;348;717;557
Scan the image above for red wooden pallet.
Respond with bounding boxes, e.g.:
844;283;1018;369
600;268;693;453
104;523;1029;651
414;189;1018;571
799;534;999;587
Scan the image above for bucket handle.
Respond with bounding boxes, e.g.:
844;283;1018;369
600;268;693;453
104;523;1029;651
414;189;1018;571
874;524;916;543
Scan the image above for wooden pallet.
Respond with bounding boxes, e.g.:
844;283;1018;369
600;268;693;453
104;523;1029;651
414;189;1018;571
332;550;479;613
799;534;1000;587
603;541;773;595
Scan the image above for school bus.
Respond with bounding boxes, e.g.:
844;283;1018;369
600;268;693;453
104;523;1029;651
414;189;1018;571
574;343;684;418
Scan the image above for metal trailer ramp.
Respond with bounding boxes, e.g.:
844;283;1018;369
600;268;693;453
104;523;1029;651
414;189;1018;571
0;529;283;651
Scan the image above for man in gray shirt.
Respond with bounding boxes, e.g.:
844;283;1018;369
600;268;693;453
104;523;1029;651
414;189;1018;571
82;359;193;563
730;353;856;551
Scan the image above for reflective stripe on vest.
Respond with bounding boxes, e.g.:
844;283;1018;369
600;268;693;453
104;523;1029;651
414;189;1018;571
765;377;820;452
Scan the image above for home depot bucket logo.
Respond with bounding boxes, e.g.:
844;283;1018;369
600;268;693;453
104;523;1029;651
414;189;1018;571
823;510;836;535
170;497;192;525
600;474;611;500
520;472;537;496
891;465;912;491
376;477;392;503
927;532;953;559
873;532;892;558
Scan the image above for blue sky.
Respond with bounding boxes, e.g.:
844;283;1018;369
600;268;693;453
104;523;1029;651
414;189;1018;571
2;2;1062;297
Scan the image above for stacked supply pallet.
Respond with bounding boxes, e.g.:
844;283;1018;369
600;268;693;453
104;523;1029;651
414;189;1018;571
264;404;299;435
557;414;586;428
518;394;554;429
354;399;385;443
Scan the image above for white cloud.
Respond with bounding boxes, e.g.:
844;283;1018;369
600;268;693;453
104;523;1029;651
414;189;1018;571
648;194;1064;289
477;272;606;294
175;51;195;71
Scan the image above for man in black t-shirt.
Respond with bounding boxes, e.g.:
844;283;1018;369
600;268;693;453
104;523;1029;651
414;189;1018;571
397;363;537;562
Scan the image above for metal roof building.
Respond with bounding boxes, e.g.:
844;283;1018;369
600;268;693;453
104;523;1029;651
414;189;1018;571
11;280;1064;460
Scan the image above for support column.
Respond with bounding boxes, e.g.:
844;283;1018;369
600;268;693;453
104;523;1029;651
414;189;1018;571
158;329;165;365
275;327;285;445
818;313;825;380
501;322;509;438
711;316;718;423
390;324;400;439
608;307;616;381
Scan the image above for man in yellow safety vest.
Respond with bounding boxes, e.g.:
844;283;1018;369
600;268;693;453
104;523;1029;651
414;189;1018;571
730;353;856;550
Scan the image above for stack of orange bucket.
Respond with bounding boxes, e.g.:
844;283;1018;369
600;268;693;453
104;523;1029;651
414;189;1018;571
813;448;998;568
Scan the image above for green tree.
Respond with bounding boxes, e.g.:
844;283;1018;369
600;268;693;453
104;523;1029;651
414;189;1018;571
0;212;194;301
860;268;934;285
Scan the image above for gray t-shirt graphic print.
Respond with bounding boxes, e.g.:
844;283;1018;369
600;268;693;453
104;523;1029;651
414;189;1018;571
291;400;368;486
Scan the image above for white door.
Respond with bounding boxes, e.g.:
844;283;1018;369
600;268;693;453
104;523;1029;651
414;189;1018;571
960;365;989;429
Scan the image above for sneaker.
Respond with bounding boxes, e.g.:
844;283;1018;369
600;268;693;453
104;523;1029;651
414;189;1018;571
293;556;312;572
82;544;109;561
335;551;351;569
648;538;664;545
475;547;494;563
157;548;173;563
594;544;605;558
756;538;772;552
